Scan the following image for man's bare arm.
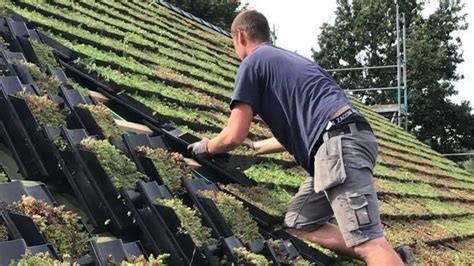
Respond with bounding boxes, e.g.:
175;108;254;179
207;102;253;154
252;137;286;154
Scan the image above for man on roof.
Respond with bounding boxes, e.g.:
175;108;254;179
188;10;411;265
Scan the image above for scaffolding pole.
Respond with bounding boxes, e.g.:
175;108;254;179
396;2;402;127
344;86;402;92
403;13;408;131
322;2;408;131
327;65;398;72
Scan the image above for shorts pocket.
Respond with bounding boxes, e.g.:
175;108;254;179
341;132;378;170
314;136;346;192
345;192;371;231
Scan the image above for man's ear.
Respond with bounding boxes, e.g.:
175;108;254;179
239;30;247;47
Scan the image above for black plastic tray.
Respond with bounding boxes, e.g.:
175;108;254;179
123;134;170;184
182;178;235;240
0;239;56;265
0;180;55;205
61;128;132;233
1;50;26;64
9;62;36;85
88;239;147;266
0;76;45;178
0;211;47;247
43;127;106;229
78;148;132;232
270;229;334;265
8;94;66;180
221;187;284;228
161;125;257;187
120;181;207;265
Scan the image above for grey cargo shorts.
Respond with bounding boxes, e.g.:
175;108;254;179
283;123;384;247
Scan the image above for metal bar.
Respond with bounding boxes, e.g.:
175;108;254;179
403;13;408;131
326;65;398;72
345;86;402;92
396;3;401;127
443;153;474;157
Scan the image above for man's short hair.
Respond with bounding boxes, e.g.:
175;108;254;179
231;10;270;42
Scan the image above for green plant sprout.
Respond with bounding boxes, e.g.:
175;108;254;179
136;146;190;193
78;103;122;139
17;91;67;128
80;137;146;190
156;198;215;246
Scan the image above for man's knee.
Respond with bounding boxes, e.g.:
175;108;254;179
352;236;391;258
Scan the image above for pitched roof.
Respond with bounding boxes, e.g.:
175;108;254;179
3;0;474;263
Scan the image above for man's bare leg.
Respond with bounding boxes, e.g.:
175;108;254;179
287;223;358;258
353;237;404;265
287;223;404;265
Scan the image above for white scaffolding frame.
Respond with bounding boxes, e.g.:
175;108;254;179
326;3;408;130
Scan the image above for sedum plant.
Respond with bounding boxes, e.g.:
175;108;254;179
156;198;215;246
71;83;90;96
30;39;60;69
14;60;61;95
0;168;8;183
10;196;88;258
0;36;8;49
0;224;8;241
78;103;122;139
17;91;67;128
80;137;146;190
106;254;169;266
9;252;73;266
136;146;191;193
221;183;292;216
232;247;270;266
53;136;69;152
197;190;261;243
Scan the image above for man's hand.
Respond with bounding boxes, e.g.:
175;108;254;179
187;138;209;156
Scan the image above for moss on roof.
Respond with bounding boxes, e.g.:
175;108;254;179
5;0;473;263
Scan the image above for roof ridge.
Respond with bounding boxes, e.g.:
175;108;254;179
155;0;231;37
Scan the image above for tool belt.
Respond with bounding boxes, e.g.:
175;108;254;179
324;108;372;139
326;122;373;139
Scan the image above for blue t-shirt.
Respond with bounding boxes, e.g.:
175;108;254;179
231;42;353;173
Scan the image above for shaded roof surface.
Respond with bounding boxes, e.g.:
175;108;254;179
5;0;473;263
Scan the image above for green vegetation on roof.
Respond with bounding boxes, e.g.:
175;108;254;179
5;0;473;263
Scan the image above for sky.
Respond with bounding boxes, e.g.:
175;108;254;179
243;0;473;105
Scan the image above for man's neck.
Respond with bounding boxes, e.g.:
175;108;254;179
245;41;267;57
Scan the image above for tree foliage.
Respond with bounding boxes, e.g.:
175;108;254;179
163;0;244;30
313;0;473;154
